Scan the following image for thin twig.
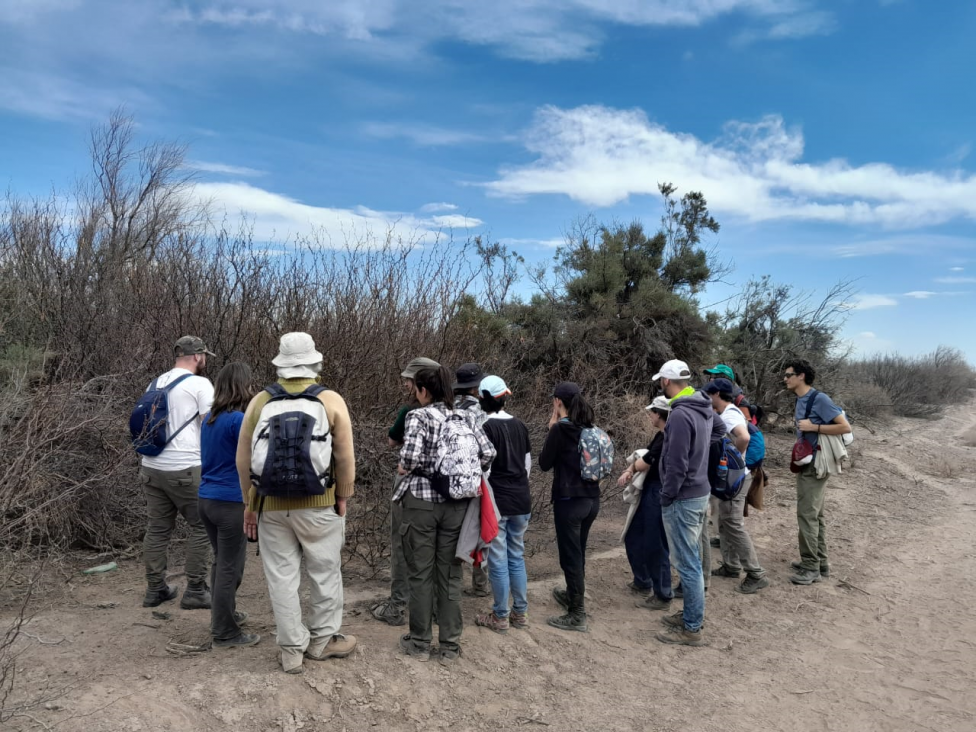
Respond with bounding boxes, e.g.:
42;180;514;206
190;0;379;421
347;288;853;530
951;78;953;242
837;578;872;596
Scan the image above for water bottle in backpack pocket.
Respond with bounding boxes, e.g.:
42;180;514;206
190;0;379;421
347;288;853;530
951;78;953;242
250;384;333;498
129;374;198;457
427;411;483;500
709;435;747;501
579;425;615;482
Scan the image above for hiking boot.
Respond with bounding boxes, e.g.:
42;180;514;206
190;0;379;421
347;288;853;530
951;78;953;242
789;567;822;585
142;584;178;608
180;583;211;610
279;649;304;674
635;595;673;611
463;586;491;598
551;587;570;611
438;646;462;666
213;632;261;649
709;536;721;548
661;611;685;629
233;610;248;626
711;564;741;579
474;611;509;634
546;610;588;633
509;611;528;629
791;560;829;577
628;581;652;596
370;599;407;626
398;634;432;662
736;575;770;595
306;633;357;661
656;626;705;647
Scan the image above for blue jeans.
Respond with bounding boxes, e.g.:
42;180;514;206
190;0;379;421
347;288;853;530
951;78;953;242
487;513;531;618
624;482;672;601
662;495;709;632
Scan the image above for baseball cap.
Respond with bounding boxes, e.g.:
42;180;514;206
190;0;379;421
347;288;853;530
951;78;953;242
645;395;672;412
479;375;511;398
704;377;735;394
174;335;216;358
703;364;735;381
401;357;440;379
454;363;484;390
552;381;580;401
651;359;692;382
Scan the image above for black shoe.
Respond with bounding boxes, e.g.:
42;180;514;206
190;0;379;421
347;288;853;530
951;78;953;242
546;611;588;632
711;564;742;579
142;584;178;608
214;632;261;648
180;583;212;610
551;587;570;611
709;537;721;548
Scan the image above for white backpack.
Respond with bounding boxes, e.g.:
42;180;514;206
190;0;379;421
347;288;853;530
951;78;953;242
428;410;482;500
250;384;333;498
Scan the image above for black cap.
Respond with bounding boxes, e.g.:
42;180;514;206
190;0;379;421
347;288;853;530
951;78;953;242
453;362;484;390
552;381;580;402
704;377;735;395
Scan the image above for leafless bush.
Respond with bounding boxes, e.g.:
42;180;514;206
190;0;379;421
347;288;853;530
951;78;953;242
833;381;893;422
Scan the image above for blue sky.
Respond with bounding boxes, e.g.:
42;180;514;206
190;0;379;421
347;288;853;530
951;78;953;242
2;0;975;360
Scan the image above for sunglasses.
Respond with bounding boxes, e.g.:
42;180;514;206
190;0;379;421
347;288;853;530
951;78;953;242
783;372;798;378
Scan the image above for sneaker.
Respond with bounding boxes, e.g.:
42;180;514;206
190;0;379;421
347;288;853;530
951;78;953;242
463;586;491;598
551;587;570;611
234;610;248;626
474;611;509;634
370;599;407;626
546;611;588;632
214;632;261;649
736;575;770;594
635;595;673;611
142;584;178;608
711;564;741;579
306;633;357;661
656;626;705;647
398;634;431;662
438;647;462;666
180;584;212;610
628;582;652;597
709;536;721;548
791;560;830;577
789;567;822;585
509;611;528;630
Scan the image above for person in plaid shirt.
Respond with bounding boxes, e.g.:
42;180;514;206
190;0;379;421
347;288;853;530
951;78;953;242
395;365;495;664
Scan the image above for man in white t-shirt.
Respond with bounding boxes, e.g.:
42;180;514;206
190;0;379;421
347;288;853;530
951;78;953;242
704;378;768;595
140;336;216;609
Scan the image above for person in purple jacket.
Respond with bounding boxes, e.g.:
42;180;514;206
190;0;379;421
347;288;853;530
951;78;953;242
652;359;713;647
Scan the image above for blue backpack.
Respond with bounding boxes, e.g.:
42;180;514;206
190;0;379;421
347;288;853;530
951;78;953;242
579;425;615;482
745;423;766;466
129;375;198;457
708;434;748;501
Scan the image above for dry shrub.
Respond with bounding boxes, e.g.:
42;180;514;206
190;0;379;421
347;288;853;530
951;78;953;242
834;381;892;422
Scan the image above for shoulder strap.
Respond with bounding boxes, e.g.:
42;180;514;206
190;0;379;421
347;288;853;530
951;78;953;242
264;383;288;400
160;373;193;393
802;389;820;421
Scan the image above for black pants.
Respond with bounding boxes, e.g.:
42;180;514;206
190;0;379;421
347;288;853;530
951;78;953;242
624;481;672;601
553;497;600;609
199;498;247;640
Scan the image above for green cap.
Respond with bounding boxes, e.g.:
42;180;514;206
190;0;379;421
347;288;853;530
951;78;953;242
703;364;735;380
174;335;216;358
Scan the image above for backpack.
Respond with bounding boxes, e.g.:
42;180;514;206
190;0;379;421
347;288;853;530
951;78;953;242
129;374;198;457
579;425;614;482
734;393;762;427
428;410;483;500
745;422;766;466
708;434;748;501
250;384;333;498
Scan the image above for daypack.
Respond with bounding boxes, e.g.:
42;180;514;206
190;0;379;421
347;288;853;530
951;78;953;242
734;393;762;427
129;374;197;457
428;410;483;500
579;425;615;482
250;384;333;498
708;434;748;501
745;422;766;466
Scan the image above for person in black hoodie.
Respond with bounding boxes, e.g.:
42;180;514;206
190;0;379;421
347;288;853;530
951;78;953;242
539;381;599;632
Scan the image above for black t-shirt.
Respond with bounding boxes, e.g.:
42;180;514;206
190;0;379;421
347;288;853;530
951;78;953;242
482;415;532;516
643;431;665;486
539;419;600;501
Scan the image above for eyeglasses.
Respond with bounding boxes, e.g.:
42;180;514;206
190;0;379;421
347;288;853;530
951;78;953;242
783;372;798;379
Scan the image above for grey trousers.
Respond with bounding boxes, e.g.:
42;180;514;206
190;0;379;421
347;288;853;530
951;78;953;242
199;498;247;640
718;490;764;577
140;465;211;588
401;492;467;653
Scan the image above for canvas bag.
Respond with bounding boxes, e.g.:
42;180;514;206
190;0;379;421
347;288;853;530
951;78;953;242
791;389;820;473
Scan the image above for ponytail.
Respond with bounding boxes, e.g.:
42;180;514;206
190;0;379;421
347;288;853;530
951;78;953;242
564;393;595;428
414;366;454;409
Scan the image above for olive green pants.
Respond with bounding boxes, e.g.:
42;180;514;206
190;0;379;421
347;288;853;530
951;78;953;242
796;464;829;571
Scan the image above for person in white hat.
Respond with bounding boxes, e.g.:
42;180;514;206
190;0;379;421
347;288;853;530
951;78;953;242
237;332;357;674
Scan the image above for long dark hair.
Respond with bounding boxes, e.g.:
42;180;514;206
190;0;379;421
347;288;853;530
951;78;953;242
560;393;595;428
414;366;454;409
208;362;253;424
479;392;507;414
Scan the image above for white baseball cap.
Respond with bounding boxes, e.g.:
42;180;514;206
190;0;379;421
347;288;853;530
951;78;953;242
652;359;692;381
645;396;672;412
479;375;511;398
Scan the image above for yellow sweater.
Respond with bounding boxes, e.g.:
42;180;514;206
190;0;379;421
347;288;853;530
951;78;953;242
236;378;356;512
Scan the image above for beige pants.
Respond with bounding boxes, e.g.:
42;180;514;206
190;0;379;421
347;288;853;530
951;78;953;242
258;506;345;659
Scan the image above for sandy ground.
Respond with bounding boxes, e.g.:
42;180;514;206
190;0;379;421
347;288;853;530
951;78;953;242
3;402;976;732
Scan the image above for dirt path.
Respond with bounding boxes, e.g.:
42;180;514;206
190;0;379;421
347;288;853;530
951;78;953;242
4;404;976;732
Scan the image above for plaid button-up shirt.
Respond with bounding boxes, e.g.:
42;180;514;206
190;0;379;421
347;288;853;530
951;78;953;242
394;402;496;503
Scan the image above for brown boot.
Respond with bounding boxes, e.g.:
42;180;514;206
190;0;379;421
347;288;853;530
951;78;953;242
305;633;357;661
656;626;705;647
474;611;510;634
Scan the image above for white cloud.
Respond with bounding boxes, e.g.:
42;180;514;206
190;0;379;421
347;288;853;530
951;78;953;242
831;234;975;258
0;68;150;119
848;330;894;356
193;181;482;244
419;202;458;213
843;294;898;311
483;105;976;228
903;291;937;299
499;236;565;249
945;143;971;166
184;160;265;177
363;122;485;147
950;266;965;272
935;276;976;284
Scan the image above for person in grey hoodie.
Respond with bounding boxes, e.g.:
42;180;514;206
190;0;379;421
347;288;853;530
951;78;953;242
652;359;713;647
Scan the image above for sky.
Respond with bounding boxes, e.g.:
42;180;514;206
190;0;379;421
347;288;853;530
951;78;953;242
1;0;975;361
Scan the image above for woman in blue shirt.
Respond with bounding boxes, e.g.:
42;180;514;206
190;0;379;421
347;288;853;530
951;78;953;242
199;362;260;648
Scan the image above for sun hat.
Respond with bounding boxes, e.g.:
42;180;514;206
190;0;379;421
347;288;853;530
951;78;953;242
479;375;511;398
454;363;484;390
703;364;735;381
401;357;440;379
651;359;693;382
271;332;323;368
645;395;672;412
174;335;215;358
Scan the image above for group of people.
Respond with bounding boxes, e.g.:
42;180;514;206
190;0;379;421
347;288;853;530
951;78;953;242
134;332;851;672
